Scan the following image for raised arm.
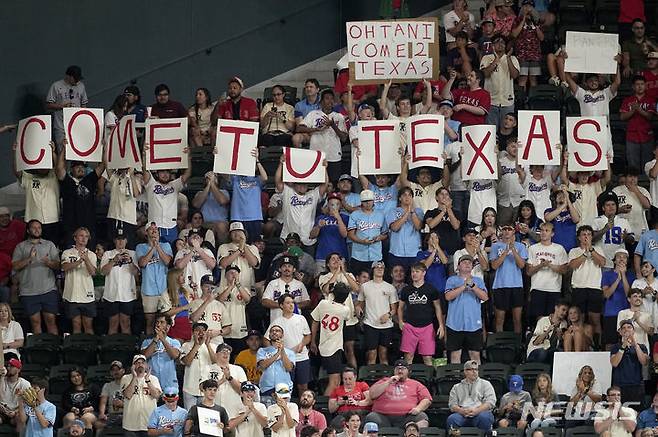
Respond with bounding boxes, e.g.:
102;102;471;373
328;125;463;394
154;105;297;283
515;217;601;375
275;154;285;192
379;81;392;119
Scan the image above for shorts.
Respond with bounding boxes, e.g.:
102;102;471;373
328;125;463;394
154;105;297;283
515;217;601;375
572;288;603;314
529;290;560;319
293;359;312;385
493;287;524;311
601;316;620;345
446;327;483;352
519;60;541;76
142;295;162;314
64;301;97;318
344;324;358;342
21;290;59;316
103;300;136;316
400;323;436;356
321;351;345;375
364;325;393;350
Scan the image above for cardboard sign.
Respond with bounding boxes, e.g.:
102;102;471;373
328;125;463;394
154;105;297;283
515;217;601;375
283;147;326;183
518;111;561;166
144;117;188;170
564;31;618;75
358;120;402;175
567;116;608;171
346;18;440;83
213;119;258;176
106;115;141;170
407;114;444;170
16;115;52;171
552;352;612;395
64;108;104;162
461;125;497;180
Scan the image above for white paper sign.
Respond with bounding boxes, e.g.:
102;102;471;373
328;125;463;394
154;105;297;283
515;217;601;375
213;119;259;176
16;116;52;171
198;406;223;436
64;108;104;162
106;114;141;170
407;114;444;169
564;31;618;74
283;147;326;183
552;352;612;395
346;19;437;80
567;116;608;171
518;111;561;166
358;120;402;175
145;117;188;170
461;125;497;180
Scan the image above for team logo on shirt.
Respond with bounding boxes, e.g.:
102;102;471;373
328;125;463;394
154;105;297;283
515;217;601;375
648;239;658;251
290;195;313;207
32;179;41;190
407;291;428;305
238;179;257;189
356;220;381;232
583;93;605;104
472;181;493;191
374;191;393;203
153;184;175;196
501;165;516;175
528;181;548;192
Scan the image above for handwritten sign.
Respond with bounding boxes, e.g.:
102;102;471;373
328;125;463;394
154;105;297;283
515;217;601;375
518;111;561;166
346;18;440;83
16;116;52;171
407;114;444;169
213;120;258;176
106;115;141;170
283;147;326;183
461;125;497;180
564;31;618;75
145;118;188;170
357;120;402;175
64;108;104;162
567;116;608;171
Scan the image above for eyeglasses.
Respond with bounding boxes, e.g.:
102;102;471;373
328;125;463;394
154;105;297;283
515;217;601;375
272;92;284;96
157;92;169;97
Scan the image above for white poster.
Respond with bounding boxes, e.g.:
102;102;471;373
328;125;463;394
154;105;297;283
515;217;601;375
564;31;618;75
106;114;141;170
15;115;52;171
567;116;608;171
461;124;497;180
283;147;326;183
64;108;104;162
198;406;223;436
144;117;188;170
518;110;561;166
213;119;259;176
407;114;444;169
552;352;612;396
357;120;402;175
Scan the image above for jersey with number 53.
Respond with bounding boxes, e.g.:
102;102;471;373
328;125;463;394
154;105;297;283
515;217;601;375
311;300;351;357
591;215;631;269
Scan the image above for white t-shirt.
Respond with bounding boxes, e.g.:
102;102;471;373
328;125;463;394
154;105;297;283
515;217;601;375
591;215;632;268
466;180;497;224
480;54;520;106
268;192;284;224
357;280;398;329
310;300;351;357
318;271;359;326
527;316;567;356
617;308;652;349
188;298;231;346
524;176;552;219
280;185;322;246
21;171;60;224
144;177;185;229
101;249;137;302
263;278;310;323
497;152;525;208
613;185;651;238
443;9;475;43
233;401;267;437
568;246;605;289
528;242;568;293
575;86;616;118
121;374;161;432
217;242;260;290
302;110;346;162
180;341;214;396
222;286;249;340
349;125;359;178
568;181;603;227
594;407;636;437
645;159;658;207
207;363;247;416
631;278;658;328
1;321;24;358
61;248;97;303
174;248;214;296
446;142;467;192
107;171;138;225
267;402;299;437
266;314;311;362
0;377;30;410
453;249;485;279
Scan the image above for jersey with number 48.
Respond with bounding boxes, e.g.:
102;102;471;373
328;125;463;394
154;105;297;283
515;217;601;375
311;300;351;357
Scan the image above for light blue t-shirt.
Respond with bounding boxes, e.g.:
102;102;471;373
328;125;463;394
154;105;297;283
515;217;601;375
444;275;487;332
444;119;461;146
24;401;56;437
135;242;172;296
200;189;230;223
256;346;296;393
489;241;528;289
386;207;424;257
148;404;188;437
229;175;263;221
635;229;658;271
348;209;387;262
372;185;398;212
141;337;182;388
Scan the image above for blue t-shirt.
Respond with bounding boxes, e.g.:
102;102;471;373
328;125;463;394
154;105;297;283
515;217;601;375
24;401;56;437
417;250;447;292
386;207;424;257
148;404;188;437
140;337;182;388
602;270;633;317
343;193;361;212
635;229;658;271
348;209;387;262
547;208;577;252
444;275;487;332
136;242;172;296
294;97;321;119
372;185;398;212
610;343;647;386
229;175;263;221
129;103;148;123
314;213;349;261
256;346;296;393
444;119;461;146
200;189;230;223
638;408;658;431
489;241;528;289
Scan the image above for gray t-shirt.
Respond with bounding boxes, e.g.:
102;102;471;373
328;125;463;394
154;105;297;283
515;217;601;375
101;380;124;415
12;239;59;296
45;79;89;138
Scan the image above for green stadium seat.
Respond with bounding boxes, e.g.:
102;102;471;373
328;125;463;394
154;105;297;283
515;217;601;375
22;333;62;366
62;333;99;366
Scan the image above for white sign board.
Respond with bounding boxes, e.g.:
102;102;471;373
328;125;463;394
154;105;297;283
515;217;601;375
358;120;402;175
64;108;104;162
518;111;561;166
564;31;618;75
213;119;259;176
106;114;141;170
283;147;326;183
567;116;608;171
198;406;223;436
144;117;188;170
407;114;444;170
460;125;497;180
552;352;612;396
16;116;52;171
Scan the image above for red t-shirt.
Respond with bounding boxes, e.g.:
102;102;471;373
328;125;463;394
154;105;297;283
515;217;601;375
334;70;378;101
451;88;491;126
329;381;371;413
619;0;644;23
414;79;447;101
0;220;26;257
620;94;657;143
642;70;658;101
150;100;188;119
215;97;259;121
0;252;11;281
371;377;432;416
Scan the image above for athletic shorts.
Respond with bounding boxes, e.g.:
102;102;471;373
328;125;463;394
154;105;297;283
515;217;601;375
364;325;393;350
446;327;483;352
400;323;436;356
293;359;312;385
344;324;358;342
571;287;603;314
104;300;136;316
519;60;541;76
64;301;97;319
142;295;162;314
529;290;560;319
21;290;59;316
493;287;524;311
321;351;345;375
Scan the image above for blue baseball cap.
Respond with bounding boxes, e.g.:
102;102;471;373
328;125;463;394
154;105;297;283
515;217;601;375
364;422;379;432
509;375;524;393
163;386;179;398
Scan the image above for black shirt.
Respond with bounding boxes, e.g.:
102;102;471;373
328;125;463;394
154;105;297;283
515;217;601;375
187;404;232;437
400;282;440;327
424;208;461;255
60;172;98;233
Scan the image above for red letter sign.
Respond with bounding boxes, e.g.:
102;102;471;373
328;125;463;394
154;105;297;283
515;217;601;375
145;117;188;170
16;115;52;171
357;120;401;175
213;120;259;176
567;116;607;171
64;108;104;162
518;110;560;166
461;125;497;180
407;114;444;170
106;115;141;169
283;147;326;183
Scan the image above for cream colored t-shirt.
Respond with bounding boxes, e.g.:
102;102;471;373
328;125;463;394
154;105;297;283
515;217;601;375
310;300;351;357
267;402;299;437
208;363;247;416
121;374;161;432
480;54;520;107
61;248;97;303
217;242;260;290
180;341;214;396
21;171;60;224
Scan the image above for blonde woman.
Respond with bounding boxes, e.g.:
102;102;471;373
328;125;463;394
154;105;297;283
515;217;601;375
159;268;194;342
528;373;559;433
0;303;24;358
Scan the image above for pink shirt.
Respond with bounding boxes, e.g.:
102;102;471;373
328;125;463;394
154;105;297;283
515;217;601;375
372;378;432;416
295;409;327;437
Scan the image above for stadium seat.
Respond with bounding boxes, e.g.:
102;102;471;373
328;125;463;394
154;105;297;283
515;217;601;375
99;334;139;366
421;427;446;437
565;425;597;437
457;427;485;437
97;427;126;437
49;364;78;395
564;96;581;116
409;363;434;388
527;85;562;110
540;427;564;437
479;363;511;399
87;364;112;386
22;333;62;366
358;364;393;385
515;363;551;389
496;428;524;437
62;333;100;366
485;332;522;364
435;364;464;395
379;427;404;437
0;424;17;436
426;395;450;428
20;363;48;381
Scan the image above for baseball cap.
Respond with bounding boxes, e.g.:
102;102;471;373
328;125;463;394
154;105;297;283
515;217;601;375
648;52;658;59
280;256;297;267
522;0;535;5
247;329;261;338
241;381;258;392
7;358;22;369
327;192;342;201
124;85;140;96
229;76;244;88
70;419;85;430
132;354;147;364
285;233;301;243
110;360;124;369
614;248;629;258
364;422;379;433
394;359;410;368
287;246;304;258
216;343;233;353
509;374;524;393
464;360;479;370
458;254;475;264
225;265;241;274
114;228;127;240
338;174;352;182
229;222;246;233
481;17;495;25
70;160;86;168
462;227;479;237
192;322;209;331
619;319;634;329
200;274;215;285
360;189;375;202
372;260;386;269
163;386;179;399
438;99;454;108
275;383;291;398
